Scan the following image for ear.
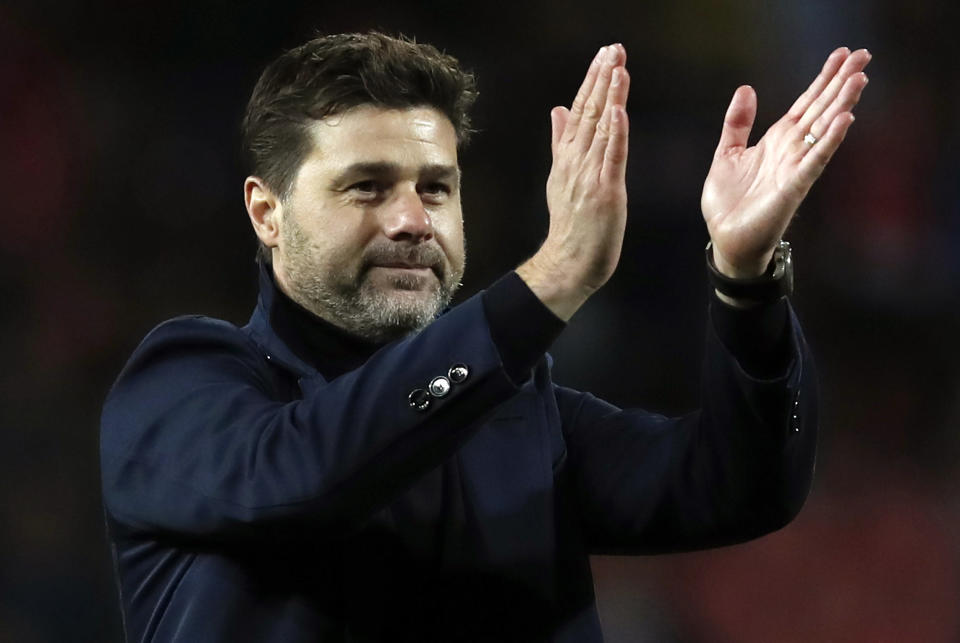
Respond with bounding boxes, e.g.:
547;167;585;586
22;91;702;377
244;176;282;250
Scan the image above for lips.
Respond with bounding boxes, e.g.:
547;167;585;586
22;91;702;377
369;264;441;285
373;263;432;270
363;243;446;281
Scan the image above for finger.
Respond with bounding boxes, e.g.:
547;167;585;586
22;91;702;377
611;65;630;111
588;66;630;159
570;44;625;150
807;71;868;139
798;48;871;132
551;106;570;156
787;47;850;119
714;85;757;154
600;105;629;183
563;47;607;145
797;112;855;186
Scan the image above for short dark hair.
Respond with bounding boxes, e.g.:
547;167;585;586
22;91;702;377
242;30;478;200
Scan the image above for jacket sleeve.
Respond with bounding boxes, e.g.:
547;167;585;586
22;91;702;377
556;302;818;554
100;292;526;543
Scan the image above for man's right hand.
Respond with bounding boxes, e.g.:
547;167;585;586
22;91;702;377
517;44;630;321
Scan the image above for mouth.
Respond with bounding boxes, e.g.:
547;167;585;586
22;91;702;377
368;262;443;281
362;244;447;284
366;263;442;292
372;263;433;271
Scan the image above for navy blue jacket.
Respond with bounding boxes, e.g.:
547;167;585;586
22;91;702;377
101;266;817;642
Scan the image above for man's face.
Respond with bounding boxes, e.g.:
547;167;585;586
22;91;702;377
271;105;466;343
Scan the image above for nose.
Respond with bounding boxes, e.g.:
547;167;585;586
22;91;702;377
381;186;434;243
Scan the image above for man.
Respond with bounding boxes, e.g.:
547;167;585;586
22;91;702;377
100;33;870;642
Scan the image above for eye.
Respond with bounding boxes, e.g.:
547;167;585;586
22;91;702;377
420;182;452;200
350;180;380;194
347;180;386;202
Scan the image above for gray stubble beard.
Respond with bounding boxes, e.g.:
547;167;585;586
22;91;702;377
280;214;464;344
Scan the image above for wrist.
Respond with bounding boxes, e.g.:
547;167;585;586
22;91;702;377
712;248;772;279
712;248;765;309
516;252;594;322
706;241;794;304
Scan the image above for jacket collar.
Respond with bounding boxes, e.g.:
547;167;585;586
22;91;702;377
243;259;386;381
243;260;319;379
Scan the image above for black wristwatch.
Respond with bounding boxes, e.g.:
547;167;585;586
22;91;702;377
705;240;794;301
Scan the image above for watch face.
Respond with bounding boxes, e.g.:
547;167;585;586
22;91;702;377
772;241;792;280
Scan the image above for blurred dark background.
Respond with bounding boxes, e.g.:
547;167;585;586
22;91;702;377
2;0;958;640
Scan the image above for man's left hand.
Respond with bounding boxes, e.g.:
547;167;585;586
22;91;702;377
701;47;872;279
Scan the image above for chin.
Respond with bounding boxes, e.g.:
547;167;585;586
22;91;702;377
383;291;441;316
346;273;454;340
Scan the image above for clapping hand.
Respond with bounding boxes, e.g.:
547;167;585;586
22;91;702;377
518;44;630;320
520;45;868;319
701;48;872;279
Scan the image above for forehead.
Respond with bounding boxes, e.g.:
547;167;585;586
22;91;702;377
304;105;459;170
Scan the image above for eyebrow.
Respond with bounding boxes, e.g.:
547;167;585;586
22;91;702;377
330;162;461;188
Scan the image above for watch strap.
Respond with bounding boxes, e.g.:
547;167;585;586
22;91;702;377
705;240;793;301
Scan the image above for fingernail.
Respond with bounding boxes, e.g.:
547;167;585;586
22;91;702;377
605;46;618;62
611;68;622;87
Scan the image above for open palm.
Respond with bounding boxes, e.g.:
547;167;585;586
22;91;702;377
702;47;871;277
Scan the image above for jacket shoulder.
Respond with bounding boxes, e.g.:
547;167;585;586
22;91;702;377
141;314;250;346
127;314;260;363
107;315;268;400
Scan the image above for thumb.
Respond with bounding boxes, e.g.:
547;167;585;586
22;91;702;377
715;85;757;154
551;106;570;155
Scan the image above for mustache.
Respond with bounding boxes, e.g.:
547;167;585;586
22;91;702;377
361;242;446;279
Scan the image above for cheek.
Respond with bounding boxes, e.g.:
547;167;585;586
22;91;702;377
433;211;465;264
309;212;376;263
